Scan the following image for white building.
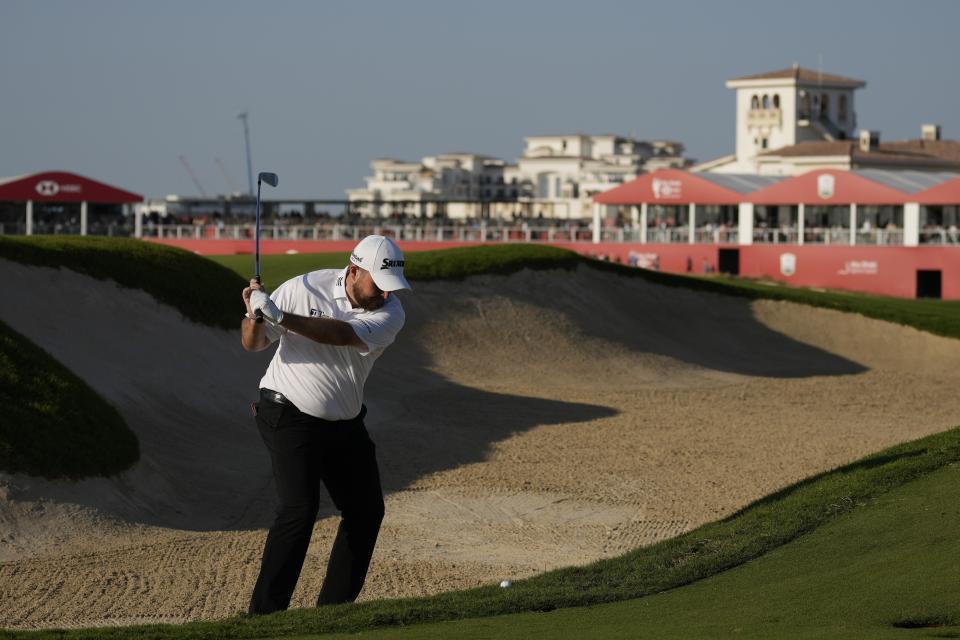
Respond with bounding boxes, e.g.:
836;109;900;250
347;135;691;220
695;64;960;175
516;135;688;219
346;153;515;219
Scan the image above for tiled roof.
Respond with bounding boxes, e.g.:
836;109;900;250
730;67;865;86
758;140;960;169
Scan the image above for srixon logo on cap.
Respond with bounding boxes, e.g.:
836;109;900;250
381;258;404;270
351;252;363;263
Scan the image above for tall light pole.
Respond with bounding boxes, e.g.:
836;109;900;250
237;111;254;196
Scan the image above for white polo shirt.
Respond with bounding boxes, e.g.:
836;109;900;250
258;267;405;420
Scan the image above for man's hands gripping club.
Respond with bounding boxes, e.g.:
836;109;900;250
240;278;366;352
243;279;283;324
250;290;285;324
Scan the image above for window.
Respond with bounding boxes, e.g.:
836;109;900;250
761;138;769;149
762;94;770;109
820;93;829;117
772;94;780;109
838;94;848;122
751;95;760;110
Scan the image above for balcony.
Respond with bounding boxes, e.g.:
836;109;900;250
746;108;781;127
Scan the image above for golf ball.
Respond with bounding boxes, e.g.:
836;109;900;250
499;580;512;588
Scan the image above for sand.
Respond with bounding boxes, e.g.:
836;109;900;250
1;259;959;629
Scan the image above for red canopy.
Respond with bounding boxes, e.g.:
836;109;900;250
913;175;960;205
747;169;906;205
0;171;142;203
593;168;745;205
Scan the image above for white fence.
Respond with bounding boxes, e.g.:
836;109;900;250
3;220;958;246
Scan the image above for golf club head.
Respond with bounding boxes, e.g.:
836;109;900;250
258;172;279;187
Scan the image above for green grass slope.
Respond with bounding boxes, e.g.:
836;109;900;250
212;246;960;340
210;244;579;292
6;426;959;639
588;259;960;341
0;237;246;330
317;463;960;640
0;318;138;478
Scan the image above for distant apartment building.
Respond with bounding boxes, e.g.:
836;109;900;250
346;135;691;220
694;64;960;175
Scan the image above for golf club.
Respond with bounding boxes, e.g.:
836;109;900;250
254;171;279;323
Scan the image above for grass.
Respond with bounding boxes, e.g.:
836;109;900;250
0;236;246;330
311;462;960;639
210;244;580;292
0;318;138;479
3;237;954;339
212;245;960;341
5;425;960;639
587;258;960;341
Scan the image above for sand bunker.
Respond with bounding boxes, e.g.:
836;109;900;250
2;259;959;629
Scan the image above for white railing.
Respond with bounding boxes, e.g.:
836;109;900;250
753;228;800;244
4;221;959;247
645;228;689;243
920;229;960;245
855;230;905;246
693;228;739;244
146;223;598;243
802;228;857;245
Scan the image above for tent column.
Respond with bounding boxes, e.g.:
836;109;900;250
630;204;639;235
904;202;920;247
688;203;696;244
797;203;805;246
80;201;88;236
591;203;602;244
738;202;753;245
26;200;33;235
134;205;143;238
849;204;857;246
640;202;648;244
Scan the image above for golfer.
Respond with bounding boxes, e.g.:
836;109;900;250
241;235;410;615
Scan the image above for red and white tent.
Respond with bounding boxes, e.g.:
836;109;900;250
0;171;142;235
746;169;908;205
593;168;751;205
0;171;142;203
913;175;960;205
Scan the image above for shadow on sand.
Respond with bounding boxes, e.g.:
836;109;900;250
7;266;869;531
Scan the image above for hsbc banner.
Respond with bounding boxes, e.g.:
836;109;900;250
35;179;82;197
0;172;141;203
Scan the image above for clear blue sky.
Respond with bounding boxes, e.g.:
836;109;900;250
2;0;958;199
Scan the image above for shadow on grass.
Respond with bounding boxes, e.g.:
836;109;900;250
738;449;930;515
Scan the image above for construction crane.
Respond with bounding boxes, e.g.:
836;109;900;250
237;111;254;196
214;157;240;194
178;155;208;197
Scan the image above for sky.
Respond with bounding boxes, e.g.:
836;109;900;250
1;0;958;200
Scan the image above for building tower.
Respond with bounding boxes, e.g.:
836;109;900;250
702;64;865;174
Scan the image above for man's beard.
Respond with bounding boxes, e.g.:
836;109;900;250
350;282;386;311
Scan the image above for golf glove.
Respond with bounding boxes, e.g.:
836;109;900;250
250;290;284;325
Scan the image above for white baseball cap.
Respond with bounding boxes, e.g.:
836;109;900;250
349;235;412;292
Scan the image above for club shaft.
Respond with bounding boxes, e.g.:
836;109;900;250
255;179;262;281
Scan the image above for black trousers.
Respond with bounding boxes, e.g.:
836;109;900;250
248;389;385;615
